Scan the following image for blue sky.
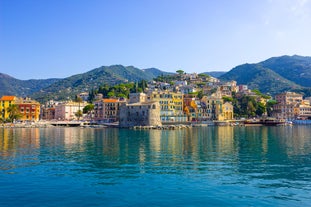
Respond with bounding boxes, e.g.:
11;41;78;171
1;0;311;80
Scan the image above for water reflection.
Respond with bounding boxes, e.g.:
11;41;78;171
1;126;311;205
1;126;311;182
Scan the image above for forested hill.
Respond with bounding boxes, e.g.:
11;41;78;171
30;65;170;102
0;73;59;97
220;55;311;95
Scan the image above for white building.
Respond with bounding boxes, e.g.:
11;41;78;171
55;101;87;120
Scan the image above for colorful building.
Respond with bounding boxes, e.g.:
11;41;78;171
0;96;17;120
222;102;234;120
15;98;41;122
200;95;223;120
150;91;183;116
183;94;201;121
273;92;303;120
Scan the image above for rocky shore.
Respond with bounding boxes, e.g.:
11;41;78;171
132;124;194;130
0;122;55;128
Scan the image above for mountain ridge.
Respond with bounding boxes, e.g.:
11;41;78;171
220;55;311;95
1;55;311;102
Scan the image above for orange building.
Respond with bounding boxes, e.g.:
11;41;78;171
16;98;41;122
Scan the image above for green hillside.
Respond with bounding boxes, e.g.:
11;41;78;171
202;71;226;78
30;65;169;102
261;55;311;87
220;55;311;95
0;73;59;97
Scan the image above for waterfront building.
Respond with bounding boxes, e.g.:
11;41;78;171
41;107;56;120
297;100;311;119
150;91;183;116
275;92;303;104
273;92;303;120
222;102;234;120
119;101;161;127
183;94;202;121
0;96;17;120
200;95;223;120
93;98;126;123
55;101;87;120
119;93;161;127
199;93;233;121
149;91;185;122
41;100;60;120
15;97;41;122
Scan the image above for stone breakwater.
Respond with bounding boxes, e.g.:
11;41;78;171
0;122;55;128
132;124;193;130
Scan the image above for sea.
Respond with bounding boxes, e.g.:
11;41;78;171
1;126;311;206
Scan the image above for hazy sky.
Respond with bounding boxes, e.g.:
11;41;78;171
1;0;311;80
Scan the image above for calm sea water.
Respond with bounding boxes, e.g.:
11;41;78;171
1;126;311;206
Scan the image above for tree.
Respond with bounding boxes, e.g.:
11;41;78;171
7;104;22;123
107;91;116;98
247;101;256;117
198;73;210;81
75;110;83;121
223;96;233;102
88;89;96;103
266;100;277;117
176;70;184;75
256;102;266;116
75;95;83;120
197;90;204;99
83;104;94;114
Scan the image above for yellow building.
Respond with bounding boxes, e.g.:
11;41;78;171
222;102;234;120
0;96;17;120
201;95;234;121
150;91;183;116
0;96;41;122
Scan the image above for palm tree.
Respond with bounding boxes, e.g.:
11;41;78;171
75;95;83;120
7;104;22;123
75;110;83;121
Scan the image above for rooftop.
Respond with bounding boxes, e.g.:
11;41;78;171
0;95;16;101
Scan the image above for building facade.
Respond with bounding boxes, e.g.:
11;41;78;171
273;92;303;120
0;96;16;120
119;93;161;127
119;101;161;127
55;101;87;120
94;98;126;122
16;98;41;122
150;91;183;116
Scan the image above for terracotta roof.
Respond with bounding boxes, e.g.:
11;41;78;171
0;96;16;101
103;99;118;103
